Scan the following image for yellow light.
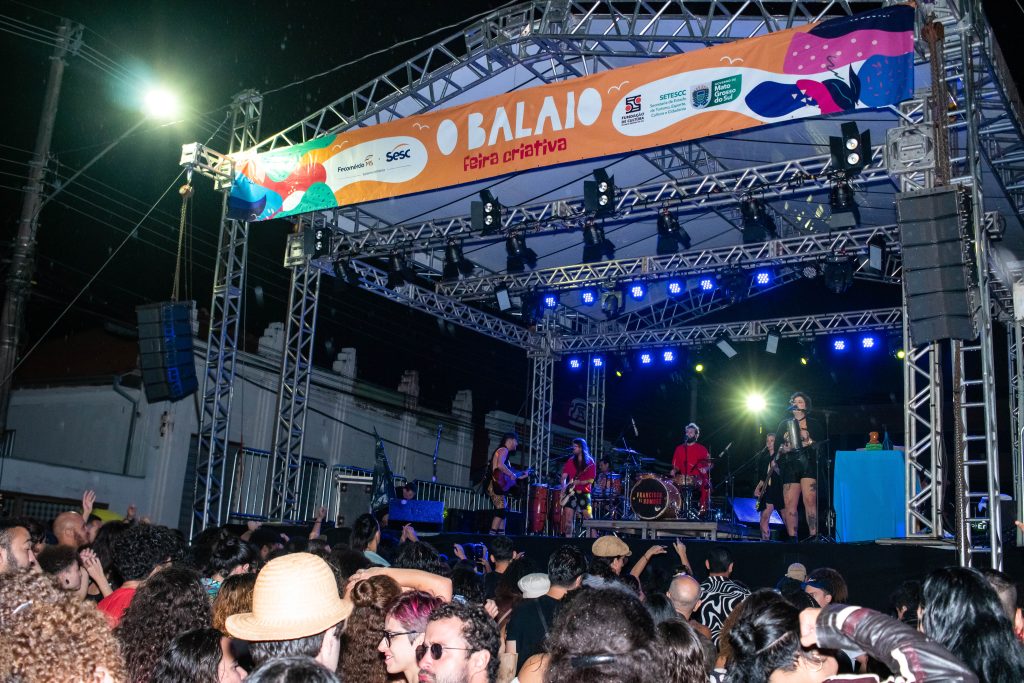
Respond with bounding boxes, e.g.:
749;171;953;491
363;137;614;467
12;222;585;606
143;87;180;119
694;363;704;373
615;370;623;377
896;349;906;360
745;393;767;413
800;357;809;365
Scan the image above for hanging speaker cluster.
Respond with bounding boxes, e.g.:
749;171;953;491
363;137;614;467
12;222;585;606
136;301;199;403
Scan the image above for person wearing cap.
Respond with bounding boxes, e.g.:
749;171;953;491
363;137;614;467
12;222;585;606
670;422;712;513
227;552;354;672
517;573;550;600
505;545;586;674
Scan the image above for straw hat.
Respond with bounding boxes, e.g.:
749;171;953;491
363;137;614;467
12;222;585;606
227;552;353;641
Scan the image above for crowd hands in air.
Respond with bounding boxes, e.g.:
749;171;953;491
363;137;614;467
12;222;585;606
2;491;1024;682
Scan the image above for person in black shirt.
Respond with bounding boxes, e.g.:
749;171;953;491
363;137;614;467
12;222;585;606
753;432;784;541
482;536;518;600
773;391;825;540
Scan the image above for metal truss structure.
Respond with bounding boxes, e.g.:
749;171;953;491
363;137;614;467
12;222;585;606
188;90;262;536
527;336;554;480
585;358;606;462
1010;322;1024;547
267;248;322;522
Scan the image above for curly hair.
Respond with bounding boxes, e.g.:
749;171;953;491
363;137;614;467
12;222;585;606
211;572;257;634
150;627;221;683
115;564;211;683
392;541;449;577
451;562;486;604
111;524;185;581
0;569;126;682
545;587;659;683
35;544;77;574
247;656;341;682
427;601;500;682
337;574;403;683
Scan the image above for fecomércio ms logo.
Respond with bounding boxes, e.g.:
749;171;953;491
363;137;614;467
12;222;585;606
364;154;374;167
385;143;412;162
624;95;642;113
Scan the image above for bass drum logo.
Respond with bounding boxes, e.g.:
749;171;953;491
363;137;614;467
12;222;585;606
691;84;710;109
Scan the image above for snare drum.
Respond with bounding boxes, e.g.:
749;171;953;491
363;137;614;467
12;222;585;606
672;473;696;488
629;474;682;520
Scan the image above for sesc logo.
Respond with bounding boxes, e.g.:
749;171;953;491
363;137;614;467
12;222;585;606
385;144;412;162
624;95;642;113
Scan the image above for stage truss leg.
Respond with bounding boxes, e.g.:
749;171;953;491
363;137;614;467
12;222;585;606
528;347;554;482
266;244;322;522
1009;322;1024;547
190;90;262;536
585;356;606;462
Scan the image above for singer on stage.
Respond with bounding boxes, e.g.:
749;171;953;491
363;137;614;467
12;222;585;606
560;438;596;536
670;422;711;513
773;392;825;540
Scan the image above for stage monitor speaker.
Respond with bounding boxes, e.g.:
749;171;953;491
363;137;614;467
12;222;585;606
389;499;445;526
897;188;977;346
136;301;198;403
730;497;784;526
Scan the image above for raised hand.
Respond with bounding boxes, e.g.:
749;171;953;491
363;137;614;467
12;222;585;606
81;490;96;518
125;503;137;521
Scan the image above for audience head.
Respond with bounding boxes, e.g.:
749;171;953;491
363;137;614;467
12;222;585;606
379;591;445;680
545;587;662;682
212;572;257;634
547;544;586;589
419;601;499;683
0;569;125;681
52;510;89;548
657;618;707;683
705;546;734;575
921;566;1024;683
451;563;486;605
980;568;1019;623
807;567;848;604
248;527;284;561
488;535;514;564
393;541;448;576
888;579;921;625
204;534;255;580
338;574;403;683
246;656;340;683
644;592;678;625
351;514;381;553
115;564;211;683
591;535;632;575
111;523;183;581
228;553;353;669
667;573;701;618
35;544;83;591
725;589;838;683
327;545;372;591
0;520;37;573
150;627;246;683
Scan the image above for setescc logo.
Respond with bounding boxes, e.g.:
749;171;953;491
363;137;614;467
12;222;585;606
386;144;412;162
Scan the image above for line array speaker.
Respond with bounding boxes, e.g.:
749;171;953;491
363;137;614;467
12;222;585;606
136;301;198;403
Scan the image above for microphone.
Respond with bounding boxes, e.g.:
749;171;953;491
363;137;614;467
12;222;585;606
630;417;639;437
786;404;798;411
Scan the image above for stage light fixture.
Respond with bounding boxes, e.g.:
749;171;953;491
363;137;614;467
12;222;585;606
667;280;684;297
600;289;624;319
592;356;604;368
716;336;738;359
584;168;616;215
867;235;886;273
662;349;676;364
639;351;653;366
861;335;878;350
542;293;559;309
582;219;615;262
656;205;691;254
722;269;749;304
800;356;809;365
829;121;871;176
505;232;538;273
568;357;582;370
495;285;512;312
471;190;502;234
698;276;716;291
833;339;847;351
579;288;597;306
629;282;646;301
765;327;781;355
442;240;474;281
823;253;855;294
694;362;705;373
828;179;861;229
802;264;819;279
386;252;408;289
519;290;543;326
740;196;778;243
333;259;360;286
745;393;767;414
754;270;773;286
896;349;906;360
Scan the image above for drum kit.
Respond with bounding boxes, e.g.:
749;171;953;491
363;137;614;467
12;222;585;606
525;447;713;534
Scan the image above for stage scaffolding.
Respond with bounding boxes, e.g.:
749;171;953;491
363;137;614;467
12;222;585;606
182;0;1024;567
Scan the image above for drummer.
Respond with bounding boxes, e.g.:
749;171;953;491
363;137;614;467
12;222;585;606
670;422;711;513
593;458;619;497
561;438;596;536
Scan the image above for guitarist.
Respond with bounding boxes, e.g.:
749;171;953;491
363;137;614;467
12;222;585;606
559;438;596;536
753;433;783;541
488;433;526;535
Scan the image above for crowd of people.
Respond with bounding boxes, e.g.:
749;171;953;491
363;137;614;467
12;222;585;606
2;491;1024;682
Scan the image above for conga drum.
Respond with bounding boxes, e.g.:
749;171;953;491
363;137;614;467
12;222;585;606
629;474;682;520
528;484;549;534
548;485;566;531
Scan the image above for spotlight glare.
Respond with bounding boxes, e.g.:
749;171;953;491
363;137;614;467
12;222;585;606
694;363;705;373
745;393;767;413
896;349;906;360
833;339;847;351
754;270;772;286
800;356;809;365
615;370;623;377
861;335;877;349
640;352;653;366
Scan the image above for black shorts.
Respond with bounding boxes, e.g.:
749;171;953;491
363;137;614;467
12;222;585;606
564;492;592;511
780;448;817;484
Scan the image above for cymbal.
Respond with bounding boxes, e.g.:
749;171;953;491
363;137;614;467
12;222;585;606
611;448;644;455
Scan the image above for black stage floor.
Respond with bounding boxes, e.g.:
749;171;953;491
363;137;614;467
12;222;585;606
428;532;1024;612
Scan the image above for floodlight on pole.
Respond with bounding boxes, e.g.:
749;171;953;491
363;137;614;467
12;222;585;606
143;86;181;120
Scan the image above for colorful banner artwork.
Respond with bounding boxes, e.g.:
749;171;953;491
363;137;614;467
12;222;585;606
228;5;914;222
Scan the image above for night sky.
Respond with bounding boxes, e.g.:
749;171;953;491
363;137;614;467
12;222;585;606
2;1;1022;474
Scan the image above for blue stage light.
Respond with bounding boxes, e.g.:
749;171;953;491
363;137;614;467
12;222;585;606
861;335;877;350
569;358;584;370
592;356;604;368
754;270;772;286
639;352;653;366
542;293;558;309
663;349;676;364
629;282;646;300
699;276;715;291
667;280;683;296
833;339;847;351
580;289;597;305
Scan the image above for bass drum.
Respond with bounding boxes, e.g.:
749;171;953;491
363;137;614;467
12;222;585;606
528;484;549;534
630;474;681;520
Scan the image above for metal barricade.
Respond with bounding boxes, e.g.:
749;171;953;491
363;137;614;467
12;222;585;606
225;447;333;523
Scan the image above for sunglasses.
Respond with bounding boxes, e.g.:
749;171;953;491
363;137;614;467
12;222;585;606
379;629;419;647
416;643;475;662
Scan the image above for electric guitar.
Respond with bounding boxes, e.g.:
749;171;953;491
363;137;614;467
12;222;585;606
492;466;533;493
755;449;777;512
559;477;578;508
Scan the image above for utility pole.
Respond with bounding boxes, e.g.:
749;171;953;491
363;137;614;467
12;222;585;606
0;20;82;432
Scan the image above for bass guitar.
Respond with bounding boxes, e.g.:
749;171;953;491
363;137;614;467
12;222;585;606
492;466;533;494
755;449;776;512
559;477;578;508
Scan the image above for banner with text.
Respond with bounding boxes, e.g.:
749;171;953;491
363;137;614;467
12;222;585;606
228;5;914;222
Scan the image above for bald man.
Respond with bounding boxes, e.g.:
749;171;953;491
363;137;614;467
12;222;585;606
52;511;89;549
667;574;715;671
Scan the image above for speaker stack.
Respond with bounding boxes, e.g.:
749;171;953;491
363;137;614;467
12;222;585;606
136;301;199;403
